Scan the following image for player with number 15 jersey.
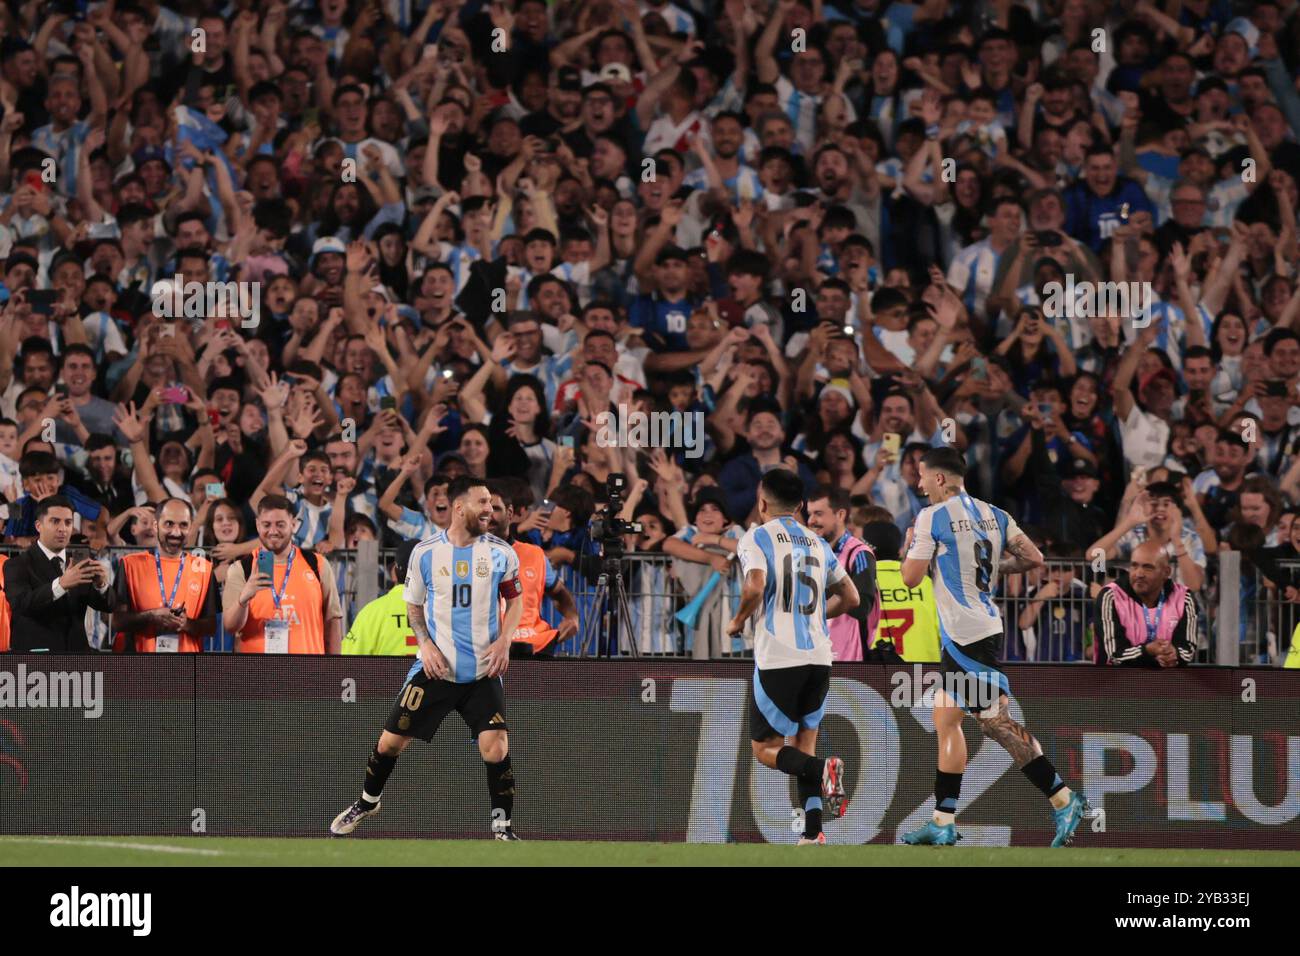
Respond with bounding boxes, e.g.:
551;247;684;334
728;469;860;845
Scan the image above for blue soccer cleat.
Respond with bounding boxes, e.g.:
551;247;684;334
901;821;962;846
1051;792;1089;847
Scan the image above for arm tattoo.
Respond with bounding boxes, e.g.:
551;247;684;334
407;604;432;644
976;703;1044;768
999;537;1041;575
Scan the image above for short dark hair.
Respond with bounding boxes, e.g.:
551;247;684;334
447;475;489;504
860;520;902;560
19;451;61;479
920;447;967;479
257;494;296;516
35;494;74;522
759;468;806;512
1144;480;1180;504
810;483;851;514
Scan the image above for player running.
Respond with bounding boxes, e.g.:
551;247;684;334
726;469;860;845
330;477;525;841
900;448;1088;848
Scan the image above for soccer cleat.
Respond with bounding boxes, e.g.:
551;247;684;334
1051;791;1089;847
901;821;962;846
821;757;848;818
493;827;522;841
330;799;380;836
796;833;826;846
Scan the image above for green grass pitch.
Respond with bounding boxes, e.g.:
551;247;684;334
1;836;1295;867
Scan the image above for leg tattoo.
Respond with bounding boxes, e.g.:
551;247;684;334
976;703;1043;768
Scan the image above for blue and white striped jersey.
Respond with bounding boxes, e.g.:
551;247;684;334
736;516;848;670
285;490;331;548
404;531;521;684
905;493;1022;646
946;238;1002;317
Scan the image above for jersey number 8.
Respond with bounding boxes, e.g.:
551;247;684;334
974;540;993;593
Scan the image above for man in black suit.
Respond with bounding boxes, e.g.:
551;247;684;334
4;495;114;653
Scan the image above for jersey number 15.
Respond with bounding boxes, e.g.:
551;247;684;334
780;553;821;614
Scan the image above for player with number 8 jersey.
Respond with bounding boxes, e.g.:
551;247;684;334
727;469;861;846
899;448;1089;848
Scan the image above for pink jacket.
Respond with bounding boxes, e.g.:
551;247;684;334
1096;579;1188;663
830;534;874;662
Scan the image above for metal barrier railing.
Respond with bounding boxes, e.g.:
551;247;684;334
1244;559;1300;666
7;543;1272;663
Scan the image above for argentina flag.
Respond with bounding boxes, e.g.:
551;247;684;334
169;106;239;231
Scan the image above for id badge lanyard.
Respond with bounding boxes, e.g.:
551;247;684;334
1143;602;1163;643
155;549;186;620
269;547;296;621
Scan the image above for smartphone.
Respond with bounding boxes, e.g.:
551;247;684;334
257;550;275;580
560;435;575;449
162;385;189;404
881;433;901;456
540;498;557;515
1119;202;1130;225
215;319;232;331
842;324;854;336
282;374;299;387
206;482;226;499
1037;402;1054;418
441;369;455;380
54;385;70;399
380;396;397;411
970;356;988;380
1034;230;1062;248
23;170;46;193
27;289;59;315
207;408;222;427
302;107;319;127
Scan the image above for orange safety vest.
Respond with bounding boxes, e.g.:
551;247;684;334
114;550;213;653
236;547;328;654
512;540;557;652
0;555;10;652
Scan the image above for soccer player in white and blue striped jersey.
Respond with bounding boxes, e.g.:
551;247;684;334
900;448;1088;848
727;469;860;845
331;477;526;841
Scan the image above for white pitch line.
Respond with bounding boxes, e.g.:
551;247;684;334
0;837;225;857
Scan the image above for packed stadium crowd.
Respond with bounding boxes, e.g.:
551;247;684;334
0;0;1297;666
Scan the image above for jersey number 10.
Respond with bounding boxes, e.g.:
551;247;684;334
451;583;472;607
780;553;821;614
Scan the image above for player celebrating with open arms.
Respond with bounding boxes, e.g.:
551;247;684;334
726;469;860;846
900;448;1088;847
331;477;526;841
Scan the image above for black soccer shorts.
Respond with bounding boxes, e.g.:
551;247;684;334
749;664;832;741
384;671;509;741
940;632;1010;714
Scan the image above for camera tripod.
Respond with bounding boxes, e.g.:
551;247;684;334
580;554;641;659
